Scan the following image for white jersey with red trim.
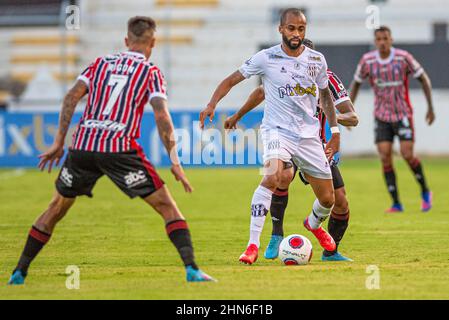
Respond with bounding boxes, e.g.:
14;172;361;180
71;51;167;153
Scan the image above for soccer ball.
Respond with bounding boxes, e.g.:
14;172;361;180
278;234;313;265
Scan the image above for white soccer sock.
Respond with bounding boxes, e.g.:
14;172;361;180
248;185;273;248
307;198;332;230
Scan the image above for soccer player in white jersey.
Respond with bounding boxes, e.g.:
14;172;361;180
200;8;341;265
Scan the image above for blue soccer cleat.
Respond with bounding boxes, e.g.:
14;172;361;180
385;203;404;213
7;269;26;285
264;235;283;259
321;252;353;262
421;191;432;212
185;266;216;282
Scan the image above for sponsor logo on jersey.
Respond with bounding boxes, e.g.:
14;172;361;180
278;83;317;98
60;167;73;187
294;62;301;70
124;170;148;188
280;67;287;73
268;54;284;60
309;56;322;62
375;79;403;88
82;120;126;132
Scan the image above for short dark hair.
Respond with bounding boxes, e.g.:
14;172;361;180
302;38;315;50
127;16;156;42
374;25;392;36
280;8;305;25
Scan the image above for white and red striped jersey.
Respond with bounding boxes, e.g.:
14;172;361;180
317;69;350;143
71;51;167;153
354;47;424;123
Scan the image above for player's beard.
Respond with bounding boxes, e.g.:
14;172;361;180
283;34;303;50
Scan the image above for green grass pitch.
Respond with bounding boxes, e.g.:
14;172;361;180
1;158;449;299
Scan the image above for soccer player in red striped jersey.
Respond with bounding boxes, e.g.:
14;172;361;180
224;38;359;262
8;16;215;285
350;26;435;213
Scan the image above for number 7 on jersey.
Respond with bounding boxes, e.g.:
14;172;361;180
102;74;129;116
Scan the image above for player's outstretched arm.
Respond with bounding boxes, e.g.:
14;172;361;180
335;100;359;127
417;72;436;125
200;70;246;129
151;97;193;193
320;86;340;160
224;86;265;129
38;80;87;173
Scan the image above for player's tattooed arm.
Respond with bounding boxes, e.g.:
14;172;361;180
38;80;87;173
151;97;193;192
320;87;340;159
56;80;88;146
200;70;246;129
417;71;436;125
225;86;264;129
335;101;359;127
151;97;178;162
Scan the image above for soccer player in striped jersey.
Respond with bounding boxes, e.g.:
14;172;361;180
350;26;435;213
8;16;215;285
225;39;359;262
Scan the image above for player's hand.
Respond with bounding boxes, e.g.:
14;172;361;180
224;114;239;130
171;164;193;193
38;142;65;173
426;109;435;125
199;103;216;129
325;133;340;161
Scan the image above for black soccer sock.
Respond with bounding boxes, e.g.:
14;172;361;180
270;188;289;237
407;158;429;193
16;226;52;274
323;210;349;256
166;220;198;270
383;165;401;205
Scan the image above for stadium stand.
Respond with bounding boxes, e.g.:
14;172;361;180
0;0;448;109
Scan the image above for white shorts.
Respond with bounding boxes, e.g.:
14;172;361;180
261;127;332;180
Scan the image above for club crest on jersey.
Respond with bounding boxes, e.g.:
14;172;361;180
307;64;319;77
278;83;317;98
82;120;126;132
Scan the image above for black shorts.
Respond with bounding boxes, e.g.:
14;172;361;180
375;117;415;143
297;163;345;190
56;148;164;199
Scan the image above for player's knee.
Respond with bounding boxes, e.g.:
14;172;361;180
319;192;335;209
262;174;280;190
278;171;293;189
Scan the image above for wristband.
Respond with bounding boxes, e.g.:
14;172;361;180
330;126;340;134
